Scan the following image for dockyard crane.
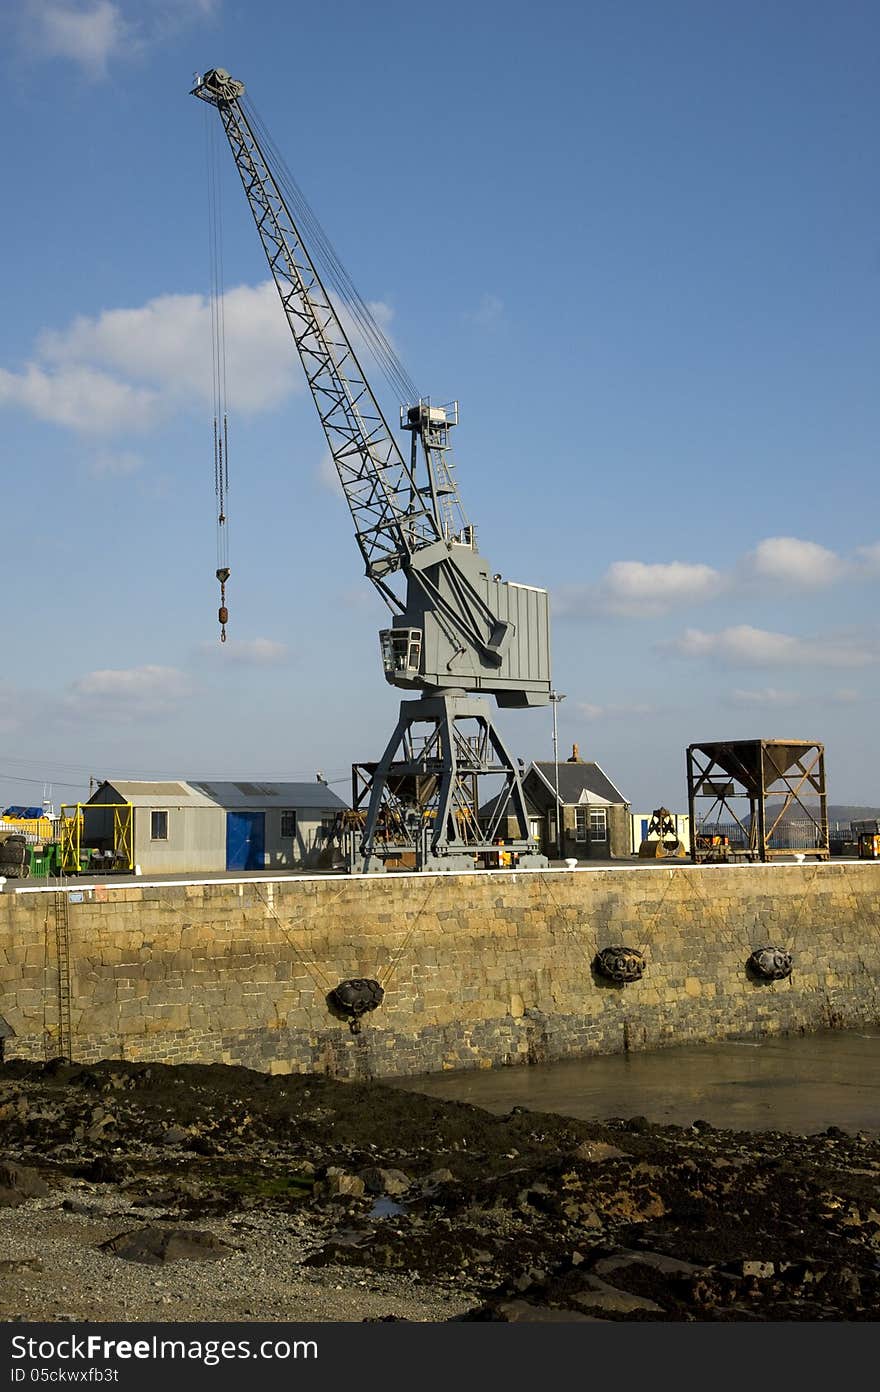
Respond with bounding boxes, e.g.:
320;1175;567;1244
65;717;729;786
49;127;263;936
193;67;552;872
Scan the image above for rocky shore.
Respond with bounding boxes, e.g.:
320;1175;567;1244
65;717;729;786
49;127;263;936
1;1057;878;1322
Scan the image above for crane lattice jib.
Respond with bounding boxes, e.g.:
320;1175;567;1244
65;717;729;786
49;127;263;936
194;70;442;602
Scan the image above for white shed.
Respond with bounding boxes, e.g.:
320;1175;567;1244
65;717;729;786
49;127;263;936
85;779;347;875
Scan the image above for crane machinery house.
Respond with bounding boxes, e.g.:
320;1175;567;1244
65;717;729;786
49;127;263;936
84;780;346;876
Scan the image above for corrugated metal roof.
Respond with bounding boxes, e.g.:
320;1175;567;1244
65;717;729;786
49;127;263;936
190;780;346;811
90;779;347;811
92;781;218;808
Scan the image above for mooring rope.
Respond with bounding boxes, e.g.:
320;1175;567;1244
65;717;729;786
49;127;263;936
250;883;342;995
538;871;598;967
784;863;824;955
636;867;681;958
679;865;756;958
378;877;439;991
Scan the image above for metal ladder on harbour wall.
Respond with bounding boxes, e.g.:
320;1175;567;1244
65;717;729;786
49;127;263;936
50;891;73;1062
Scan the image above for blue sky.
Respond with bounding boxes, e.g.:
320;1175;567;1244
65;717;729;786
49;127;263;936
0;0;877;815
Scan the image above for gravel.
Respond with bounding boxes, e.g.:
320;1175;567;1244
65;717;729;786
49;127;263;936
0;1183;477;1323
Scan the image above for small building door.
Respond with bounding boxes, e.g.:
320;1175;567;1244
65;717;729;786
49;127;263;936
226;811;265;870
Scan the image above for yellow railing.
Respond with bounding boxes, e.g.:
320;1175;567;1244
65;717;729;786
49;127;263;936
59;803;134;873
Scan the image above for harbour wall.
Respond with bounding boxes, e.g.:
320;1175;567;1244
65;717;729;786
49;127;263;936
1;862;879;1079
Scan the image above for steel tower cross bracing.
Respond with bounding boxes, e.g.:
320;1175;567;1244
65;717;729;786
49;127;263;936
193;67;553;871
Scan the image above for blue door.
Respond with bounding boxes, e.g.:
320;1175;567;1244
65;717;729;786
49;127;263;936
226;811;265;870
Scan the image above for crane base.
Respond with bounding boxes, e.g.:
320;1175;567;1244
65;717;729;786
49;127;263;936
353;693;547;874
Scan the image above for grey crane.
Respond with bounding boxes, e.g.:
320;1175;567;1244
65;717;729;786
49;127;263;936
193;67;552;872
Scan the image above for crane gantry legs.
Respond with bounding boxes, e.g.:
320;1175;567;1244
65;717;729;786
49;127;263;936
355;693;547;873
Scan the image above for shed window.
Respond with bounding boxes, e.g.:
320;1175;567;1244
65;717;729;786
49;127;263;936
150;810;168;841
590;808;608;842
280;810;297;838
575;808;588;842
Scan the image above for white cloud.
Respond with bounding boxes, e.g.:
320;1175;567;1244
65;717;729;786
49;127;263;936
40;281;299;415
0;363;157;435
316;449;345;498
558;559;723;619
557;532;880;626
87;449;142;477
466;294;505;329
335;297;400;361
729;687;802;707
200;637;288;665
1;280;406;441
664;625;878;669
856;542;880;576
65;665;192;720
19;1;220;78
745;536;845;588
22;1;132;78
578;701;657;720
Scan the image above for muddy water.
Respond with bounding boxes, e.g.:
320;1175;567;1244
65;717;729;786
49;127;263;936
392;1029;880;1136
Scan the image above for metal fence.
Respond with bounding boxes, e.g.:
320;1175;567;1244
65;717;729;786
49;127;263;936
696;819;838;851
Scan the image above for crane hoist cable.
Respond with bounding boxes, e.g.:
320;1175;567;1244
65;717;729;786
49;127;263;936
243;96;420;411
242;98;469;559
206;108;231;641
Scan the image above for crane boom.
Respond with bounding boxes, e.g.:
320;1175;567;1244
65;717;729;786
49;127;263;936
194;67;440;605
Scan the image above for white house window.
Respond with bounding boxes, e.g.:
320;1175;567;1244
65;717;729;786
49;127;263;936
280;810;297;838
590;808;608;842
575;808;588;842
150;810;168;840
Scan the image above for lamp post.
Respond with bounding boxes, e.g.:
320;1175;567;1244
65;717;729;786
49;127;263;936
550;690;566;860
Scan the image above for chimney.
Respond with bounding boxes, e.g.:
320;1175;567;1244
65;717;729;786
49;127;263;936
567;743;582;763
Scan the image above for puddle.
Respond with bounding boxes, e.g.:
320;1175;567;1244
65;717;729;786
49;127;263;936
369;1196;406;1219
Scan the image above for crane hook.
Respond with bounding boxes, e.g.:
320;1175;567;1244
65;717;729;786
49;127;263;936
216;567;230;643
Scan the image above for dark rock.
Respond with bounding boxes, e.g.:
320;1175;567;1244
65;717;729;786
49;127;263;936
594;1249;708;1279
0;1161;50;1207
465;1299;605;1322
162;1127;190;1147
569;1274;665;1315
100;1227;234;1265
421;1168;455;1188
78;1157;127;1184
573;1140;630;1163
359;1166;410;1196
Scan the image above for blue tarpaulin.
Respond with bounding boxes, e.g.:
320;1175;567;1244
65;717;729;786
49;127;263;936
2;807;44;819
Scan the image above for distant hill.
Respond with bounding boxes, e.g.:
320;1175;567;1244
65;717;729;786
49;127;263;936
826;806;880;826
764;803;880;825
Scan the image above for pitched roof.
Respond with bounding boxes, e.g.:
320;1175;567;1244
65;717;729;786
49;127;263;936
478;759;627;820
189;780;346;811
92;781;217;808
91;779;346;811
529;760;627;806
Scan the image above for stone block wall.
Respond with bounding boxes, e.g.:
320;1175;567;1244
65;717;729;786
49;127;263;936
0;862;878;1079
